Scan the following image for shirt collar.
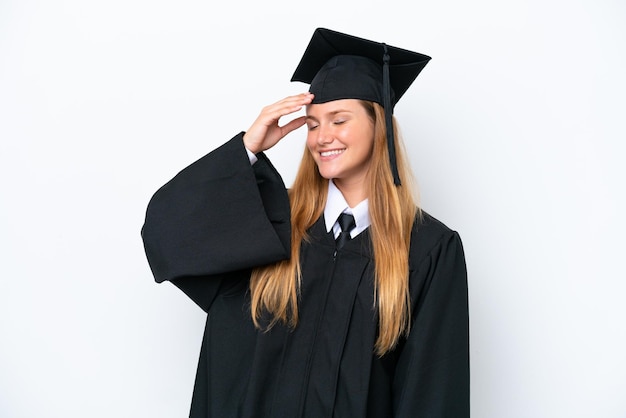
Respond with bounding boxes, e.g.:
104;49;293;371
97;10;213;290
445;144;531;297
324;180;371;237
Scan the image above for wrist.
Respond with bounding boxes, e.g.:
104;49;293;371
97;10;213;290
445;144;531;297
242;133;260;154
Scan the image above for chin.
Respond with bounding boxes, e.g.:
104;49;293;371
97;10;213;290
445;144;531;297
317;168;339;180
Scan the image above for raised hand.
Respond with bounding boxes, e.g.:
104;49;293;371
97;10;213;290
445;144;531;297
243;93;314;154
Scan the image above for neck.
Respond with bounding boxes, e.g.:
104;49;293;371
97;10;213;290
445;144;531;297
333;178;368;207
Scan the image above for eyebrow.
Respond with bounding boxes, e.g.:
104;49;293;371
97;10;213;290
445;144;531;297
306;109;352;122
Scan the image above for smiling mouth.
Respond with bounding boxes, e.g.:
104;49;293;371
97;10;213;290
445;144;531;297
320;149;345;157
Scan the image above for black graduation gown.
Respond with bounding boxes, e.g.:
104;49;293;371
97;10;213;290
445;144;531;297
141;133;469;418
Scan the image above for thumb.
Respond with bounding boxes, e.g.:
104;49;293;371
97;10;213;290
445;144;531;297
281;116;307;137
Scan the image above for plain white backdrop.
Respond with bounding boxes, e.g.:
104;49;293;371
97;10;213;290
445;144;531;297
1;0;624;417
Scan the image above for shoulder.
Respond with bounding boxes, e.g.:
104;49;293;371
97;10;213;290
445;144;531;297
412;209;459;246
408;210;463;269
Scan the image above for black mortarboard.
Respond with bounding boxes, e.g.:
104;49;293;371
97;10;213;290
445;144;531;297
291;28;431;185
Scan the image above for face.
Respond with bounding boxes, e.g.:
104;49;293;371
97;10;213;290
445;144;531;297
305;99;375;188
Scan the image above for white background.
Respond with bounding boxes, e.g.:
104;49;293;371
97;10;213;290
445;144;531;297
1;0;625;417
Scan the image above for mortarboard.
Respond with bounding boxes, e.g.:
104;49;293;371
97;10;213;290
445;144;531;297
291;28;431;185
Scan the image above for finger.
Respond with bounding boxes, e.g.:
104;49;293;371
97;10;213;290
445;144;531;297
280;115;307;137
263;93;314;122
276;92;313;108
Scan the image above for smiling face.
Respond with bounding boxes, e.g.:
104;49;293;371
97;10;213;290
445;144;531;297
305;99;376;191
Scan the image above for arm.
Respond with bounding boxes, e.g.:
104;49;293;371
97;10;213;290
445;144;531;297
140;133;291;310
141;93;313;311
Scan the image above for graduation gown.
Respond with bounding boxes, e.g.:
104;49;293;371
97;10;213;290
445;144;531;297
141;133;469;417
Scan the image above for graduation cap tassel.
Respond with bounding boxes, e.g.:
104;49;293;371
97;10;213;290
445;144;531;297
382;44;401;186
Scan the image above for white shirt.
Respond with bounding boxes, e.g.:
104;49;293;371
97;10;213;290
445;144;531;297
324;180;370;239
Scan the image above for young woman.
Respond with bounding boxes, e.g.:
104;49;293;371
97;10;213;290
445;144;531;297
142;28;469;417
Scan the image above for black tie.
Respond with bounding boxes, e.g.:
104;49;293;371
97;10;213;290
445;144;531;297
336;213;356;250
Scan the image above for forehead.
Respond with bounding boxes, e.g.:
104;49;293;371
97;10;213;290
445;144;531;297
306;98;364;117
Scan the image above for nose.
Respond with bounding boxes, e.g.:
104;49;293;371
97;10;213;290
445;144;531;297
317;124;333;145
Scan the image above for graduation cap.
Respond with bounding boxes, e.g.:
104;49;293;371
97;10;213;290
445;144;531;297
291;28;431;186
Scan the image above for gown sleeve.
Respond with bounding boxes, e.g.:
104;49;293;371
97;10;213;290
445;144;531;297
140;132;291;311
393;229;470;417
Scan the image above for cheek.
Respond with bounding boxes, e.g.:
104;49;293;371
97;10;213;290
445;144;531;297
358;131;375;154
305;134;317;153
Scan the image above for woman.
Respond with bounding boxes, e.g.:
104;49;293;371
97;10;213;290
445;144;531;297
142;28;469;417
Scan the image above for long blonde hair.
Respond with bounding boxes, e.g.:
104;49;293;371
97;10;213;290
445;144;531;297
249;101;419;356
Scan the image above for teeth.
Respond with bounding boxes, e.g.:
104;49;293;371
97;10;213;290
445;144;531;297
320;149;344;157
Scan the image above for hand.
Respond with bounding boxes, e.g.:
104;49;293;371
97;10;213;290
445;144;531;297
243;93;314;154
